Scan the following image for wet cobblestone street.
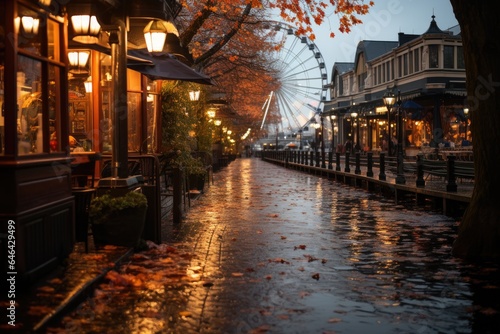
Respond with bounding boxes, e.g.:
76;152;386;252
50;157;499;334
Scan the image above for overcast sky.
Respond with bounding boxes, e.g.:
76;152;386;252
308;0;459;72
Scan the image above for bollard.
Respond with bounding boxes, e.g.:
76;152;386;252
446;155;457;192
416;154;425;187
328;151;333;170
367;152;374;177
310;151;314;166
344;152;351;173
355;152;361;175
336;152;341;171
379;152;386;181
315;151;320;167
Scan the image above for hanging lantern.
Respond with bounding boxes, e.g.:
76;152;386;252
68;51;90;74
71;15;101;44
189;90;200;101
143;20;169;53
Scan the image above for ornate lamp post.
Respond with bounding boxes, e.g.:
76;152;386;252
329;115;337;152
463;107;469;141
320;115;326;168
395;91;406;184
351;112;360;152
383;89;396;156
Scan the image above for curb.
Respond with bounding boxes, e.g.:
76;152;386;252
32;248;134;332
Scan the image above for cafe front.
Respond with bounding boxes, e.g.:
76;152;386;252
0;0;210;283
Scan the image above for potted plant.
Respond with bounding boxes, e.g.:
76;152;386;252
186;156;207;192
89;189;148;247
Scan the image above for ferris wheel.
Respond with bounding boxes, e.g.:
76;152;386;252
265;22;329;135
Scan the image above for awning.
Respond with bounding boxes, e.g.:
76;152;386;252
127;49;213;85
401;100;423;110
401;100;424;120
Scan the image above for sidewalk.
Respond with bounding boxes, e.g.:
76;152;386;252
5;157;493;334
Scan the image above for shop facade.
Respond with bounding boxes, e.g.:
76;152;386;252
324;15;468;156
0;0;184;283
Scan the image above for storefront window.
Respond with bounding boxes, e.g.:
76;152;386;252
47;18;60;61
429;45;439;68
17;4;42;56
48;65;58;151
444;45;454;69
100;55;112;152
128;92;141;152
146;80;159;153
68;49;93;152
17;55;43;155
127;70;142;152
457;46;465;69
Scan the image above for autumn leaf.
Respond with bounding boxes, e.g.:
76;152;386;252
312;273;320;280
179;311;192;317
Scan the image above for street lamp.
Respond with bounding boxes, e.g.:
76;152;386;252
463;107;469;141
143;20;169;53
351;112;359;152
383;89;396;156
329;115;337;152
320;115;326;168
395;90;406;184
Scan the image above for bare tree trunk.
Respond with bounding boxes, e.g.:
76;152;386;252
450;0;500;258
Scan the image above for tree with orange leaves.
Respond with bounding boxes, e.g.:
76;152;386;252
174;0;373;136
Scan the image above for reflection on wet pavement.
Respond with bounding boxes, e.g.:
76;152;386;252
52;158;499;334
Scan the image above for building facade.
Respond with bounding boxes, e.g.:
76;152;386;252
324;15;468;156
0;0;192;283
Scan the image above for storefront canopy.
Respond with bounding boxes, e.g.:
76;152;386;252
402;100;424;120
127;49;213;85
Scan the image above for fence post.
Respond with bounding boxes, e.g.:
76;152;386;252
336;152;341;171
328;151;333;169
446;155;458;192
355;152;361;175
379;152;386;181
367;152;373;177
344;152;350;173
416;154;425;187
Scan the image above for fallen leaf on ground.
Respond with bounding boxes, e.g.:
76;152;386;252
312;273;320;280
232;272;244;277
179;311;191;317
37;286;55;293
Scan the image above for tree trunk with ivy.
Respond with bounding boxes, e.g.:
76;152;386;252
450;0;500;258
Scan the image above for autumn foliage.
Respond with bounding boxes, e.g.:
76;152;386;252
174;0;372;137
